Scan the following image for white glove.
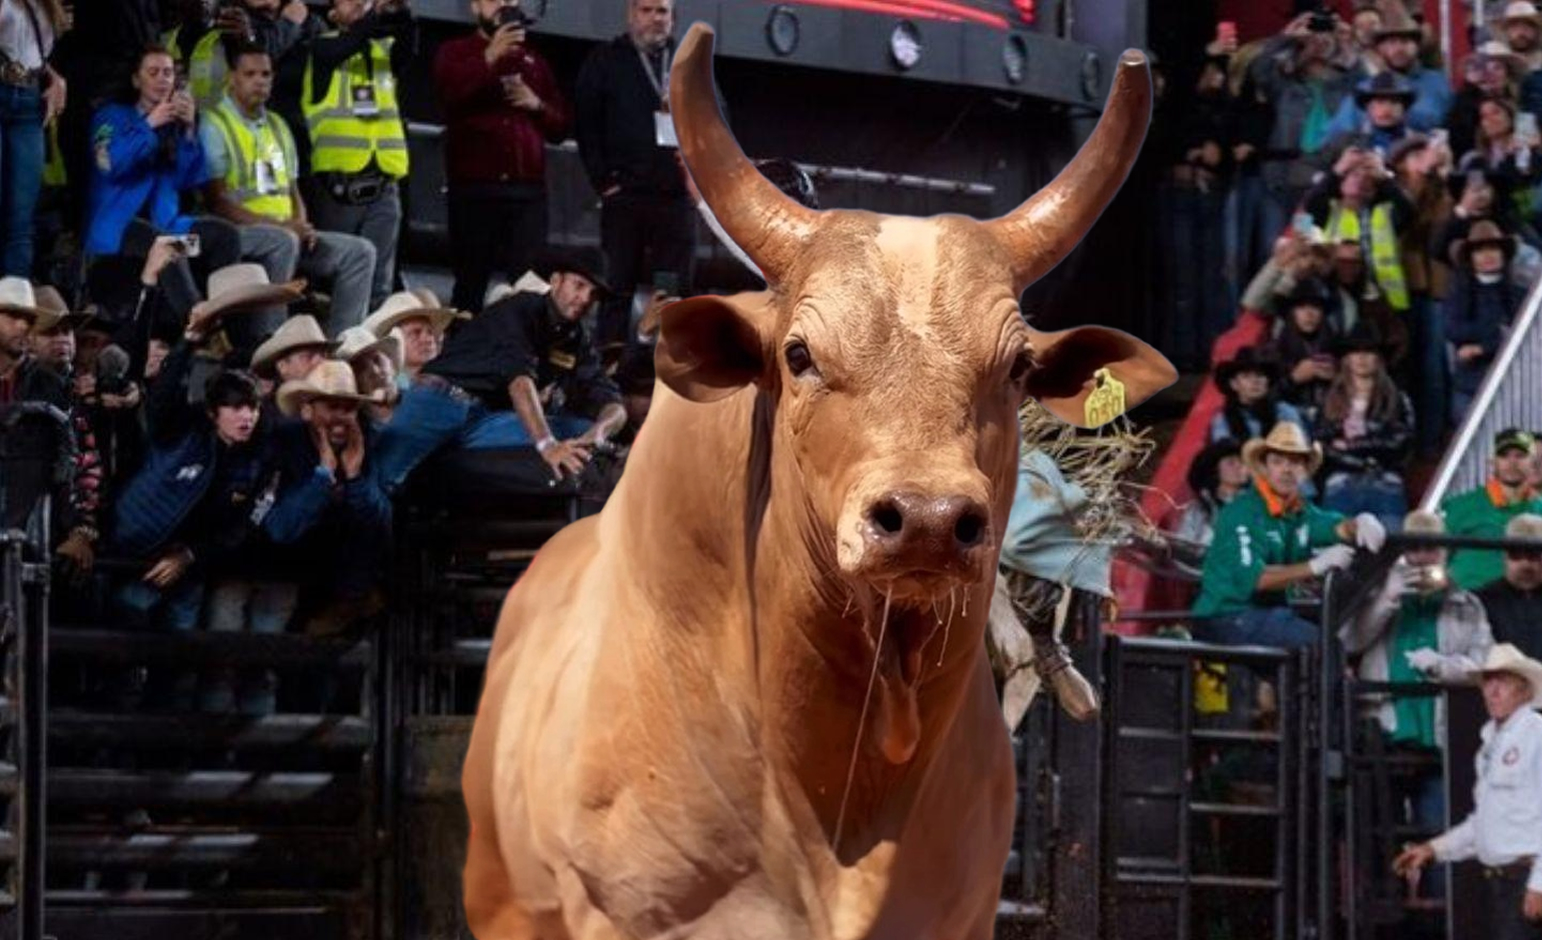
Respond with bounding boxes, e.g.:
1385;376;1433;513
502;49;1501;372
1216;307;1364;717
1353;513;1387;553
1405;647;1443;674
1309;543;1357;576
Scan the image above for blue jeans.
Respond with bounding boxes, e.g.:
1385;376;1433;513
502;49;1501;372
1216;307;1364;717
204;579;298;716
111;576;206;712
1323;474;1407;536
1194;606;1318;649
372;381;594;494
0;83;44;277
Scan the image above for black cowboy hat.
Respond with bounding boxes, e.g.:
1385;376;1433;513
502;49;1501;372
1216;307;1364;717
537;245;613;297
1354;71;1417;107
1334;319;1387;356
1215;345;1282;387
1284;277;1333;310
1187;437;1244;497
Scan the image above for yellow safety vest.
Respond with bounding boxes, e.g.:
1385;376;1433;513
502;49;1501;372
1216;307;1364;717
301;36;408;178
164;26;228;112
206;100;296;222
1326;201;1410;312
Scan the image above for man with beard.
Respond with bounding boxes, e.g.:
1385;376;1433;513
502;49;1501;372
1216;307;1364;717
263;359;390;635
1443;430;1542;590
1479;514;1542;660
373;246;626;493
1192;422;1386;648
1325;11;1453;135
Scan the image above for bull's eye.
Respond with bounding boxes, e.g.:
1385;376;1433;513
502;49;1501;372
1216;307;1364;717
1008;351;1033;384
785;340;817;378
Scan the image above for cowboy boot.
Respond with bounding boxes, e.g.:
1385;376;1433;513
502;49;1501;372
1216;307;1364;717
1019;580;1100;722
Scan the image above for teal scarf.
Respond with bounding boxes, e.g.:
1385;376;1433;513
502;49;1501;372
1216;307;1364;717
1388;595;1441;749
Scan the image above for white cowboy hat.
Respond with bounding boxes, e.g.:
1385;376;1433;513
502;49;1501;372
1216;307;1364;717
194;263;305;324
0;276;46;323
250;315;340;377
334;325;404;374
1467;643;1542;708
276;359;389;417
362;289;466;337
1504;0;1542;26
1241;422;1324;477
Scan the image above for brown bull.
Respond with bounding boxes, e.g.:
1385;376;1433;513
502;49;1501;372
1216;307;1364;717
462;23;1175;939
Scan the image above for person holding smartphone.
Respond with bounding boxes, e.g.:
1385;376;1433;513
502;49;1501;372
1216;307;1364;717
434;0;570;314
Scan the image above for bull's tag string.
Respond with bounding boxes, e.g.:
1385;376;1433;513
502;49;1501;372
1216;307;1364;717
834;587;892;852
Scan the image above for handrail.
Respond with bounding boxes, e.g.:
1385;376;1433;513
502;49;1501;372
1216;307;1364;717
1420;267;1542;511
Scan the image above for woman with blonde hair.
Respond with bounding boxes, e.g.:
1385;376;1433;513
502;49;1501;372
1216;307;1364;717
0;0;67;276
1314;321;1415;532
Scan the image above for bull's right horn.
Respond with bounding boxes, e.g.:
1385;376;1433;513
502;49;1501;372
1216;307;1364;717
670;23;819;286
984;50;1152;293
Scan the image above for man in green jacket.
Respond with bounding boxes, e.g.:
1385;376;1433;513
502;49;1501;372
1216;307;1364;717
1193;422;1386;648
1442;429;1542;590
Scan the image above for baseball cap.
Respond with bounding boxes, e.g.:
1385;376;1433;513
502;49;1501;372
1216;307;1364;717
1495;428;1538;457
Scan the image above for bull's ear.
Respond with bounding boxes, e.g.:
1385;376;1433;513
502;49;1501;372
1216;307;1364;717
655;292;772;403
1023;326;1177;429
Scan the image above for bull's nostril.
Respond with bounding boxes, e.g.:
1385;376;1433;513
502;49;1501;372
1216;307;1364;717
871;502;904;536
955;511;986;547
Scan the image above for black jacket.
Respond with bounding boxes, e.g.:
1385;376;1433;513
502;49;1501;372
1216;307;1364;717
574;35;689;199
1479;580;1542;659
425;290;622;419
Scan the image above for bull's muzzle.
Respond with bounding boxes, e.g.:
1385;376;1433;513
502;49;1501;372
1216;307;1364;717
855;489;992;584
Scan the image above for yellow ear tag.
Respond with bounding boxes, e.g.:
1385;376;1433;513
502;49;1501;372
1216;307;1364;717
1084;368;1126;428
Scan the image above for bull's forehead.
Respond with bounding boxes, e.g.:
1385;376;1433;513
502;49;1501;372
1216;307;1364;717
796;214;1018;355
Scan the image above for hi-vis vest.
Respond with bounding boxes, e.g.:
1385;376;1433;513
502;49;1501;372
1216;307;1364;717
301;36;408;178
164;26;228;112
206;101;296;221
1326;201;1410;311
41;122;66;187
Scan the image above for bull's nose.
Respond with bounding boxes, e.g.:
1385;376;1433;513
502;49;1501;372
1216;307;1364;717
862;491;990;571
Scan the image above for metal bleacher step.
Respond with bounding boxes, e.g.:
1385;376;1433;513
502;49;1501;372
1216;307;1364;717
0;759;16;797
46;888;358;908
40;904;347;940
416;638;492;667
46;769;361;816
42;826;364;873
47;711;372;753
50;629;372;668
1189;801;1282;818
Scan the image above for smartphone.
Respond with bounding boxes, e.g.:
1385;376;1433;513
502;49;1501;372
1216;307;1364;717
177;233;202;258
1292;211;1316;238
1309;11;1335;32
1519;111;1539;143
1217;20;1237;44
1429;127;1450;151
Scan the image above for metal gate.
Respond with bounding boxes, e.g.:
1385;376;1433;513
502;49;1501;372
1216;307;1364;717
1102;635;1311;940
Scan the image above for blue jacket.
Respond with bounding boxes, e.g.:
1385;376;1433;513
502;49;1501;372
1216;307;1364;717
1322;66;1453;138
85;102;208;255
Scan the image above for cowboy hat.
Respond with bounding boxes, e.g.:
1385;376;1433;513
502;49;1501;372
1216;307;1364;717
1354;71;1417;107
30;286;95;334
1451;219;1519;267
1242;421;1324;476
1507;512;1542;541
250;315;340;377
1215;345;1282;387
1503;0;1542;27
1284;277;1333;310
276;359;388;417
363;290;466;337
535;245;614;297
193;263;305;324
1334;319;1388;356
1473;39;1529;75
334;325;404;374
1187;437;1244;497
0;276;47;322
1467;643;1542;707
1403;509;1445;535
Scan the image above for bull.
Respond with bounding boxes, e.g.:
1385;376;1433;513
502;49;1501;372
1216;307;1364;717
462;23;1175;939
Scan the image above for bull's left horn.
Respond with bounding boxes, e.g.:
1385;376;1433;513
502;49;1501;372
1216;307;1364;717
670;23;819;285
984;50;1152;291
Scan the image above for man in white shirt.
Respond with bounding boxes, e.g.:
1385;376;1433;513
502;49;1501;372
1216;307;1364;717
1395;643;1542;938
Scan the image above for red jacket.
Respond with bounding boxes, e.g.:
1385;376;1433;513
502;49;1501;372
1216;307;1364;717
433;32;571;186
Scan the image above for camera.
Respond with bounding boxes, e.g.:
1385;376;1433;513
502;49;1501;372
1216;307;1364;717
495;2;533;29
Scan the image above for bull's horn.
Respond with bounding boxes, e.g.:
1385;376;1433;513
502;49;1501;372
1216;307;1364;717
670;23;819;285
984;50;1152;291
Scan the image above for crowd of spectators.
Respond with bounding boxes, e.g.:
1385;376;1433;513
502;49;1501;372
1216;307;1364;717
0;0;774;722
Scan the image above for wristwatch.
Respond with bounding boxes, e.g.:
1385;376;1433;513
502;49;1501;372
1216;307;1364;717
535;435;557;454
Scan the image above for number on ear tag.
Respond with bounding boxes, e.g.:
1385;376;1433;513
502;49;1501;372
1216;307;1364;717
1084;368;1127;427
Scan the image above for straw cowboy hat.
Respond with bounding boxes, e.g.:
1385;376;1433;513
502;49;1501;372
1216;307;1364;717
1473;39;1529;75
250;315;340;377
1372;6;1424;41
1467;643;1542;707
0;276;47;323
1450;219;1519;267
334;325;404;374
31;286;95;334
192;263;305;325
276;359;389;417
1503;0;1542;28
1242;422;1324;476
1403;509;1445;535
1508;512;1542;541
363;290;466;337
